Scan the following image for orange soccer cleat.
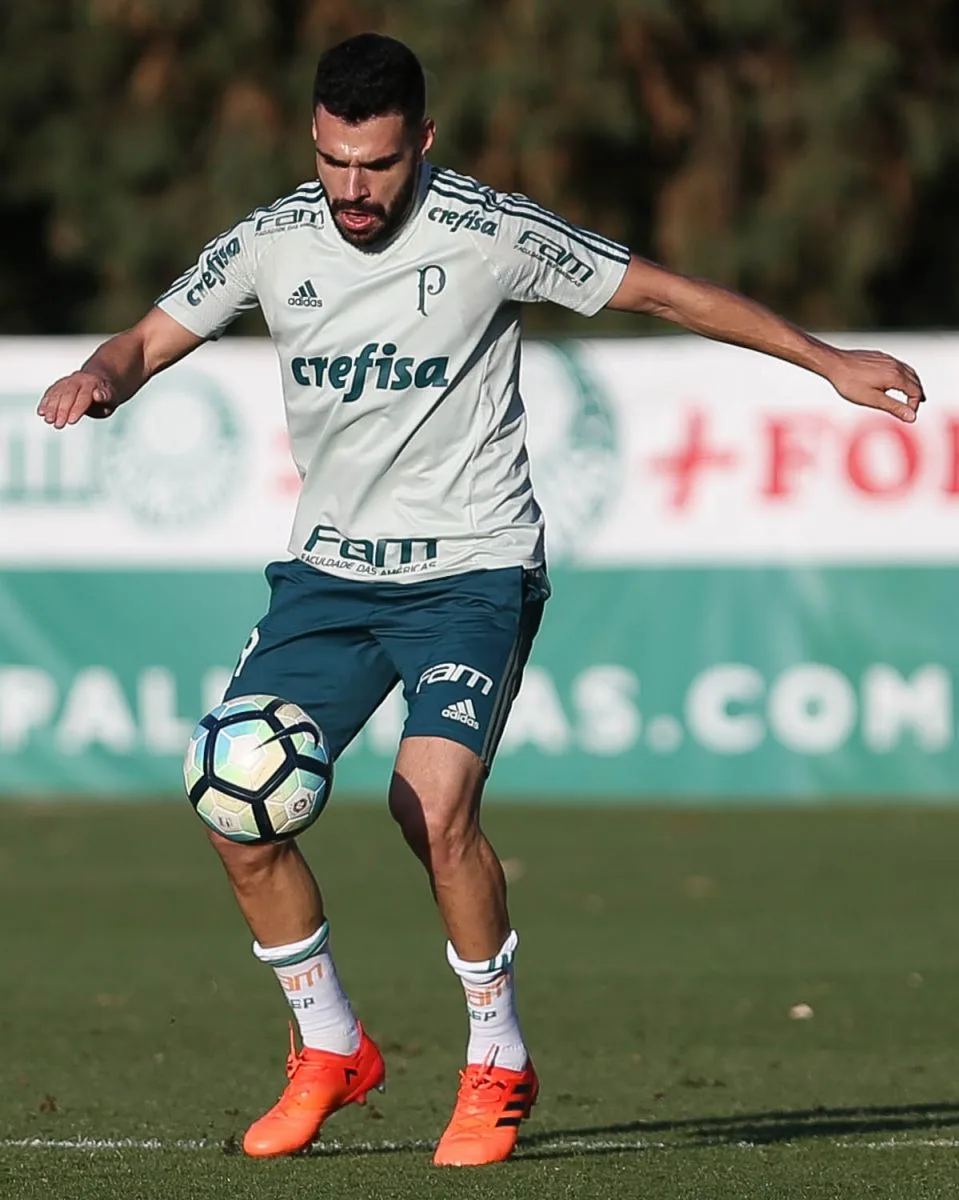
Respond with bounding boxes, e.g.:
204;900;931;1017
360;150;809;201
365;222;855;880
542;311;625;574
243;1023;385;1157
432;1057;539;1167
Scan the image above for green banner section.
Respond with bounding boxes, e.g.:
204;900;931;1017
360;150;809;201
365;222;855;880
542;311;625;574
0;568;954;799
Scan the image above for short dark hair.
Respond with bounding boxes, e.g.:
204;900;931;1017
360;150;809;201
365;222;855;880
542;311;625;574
312;34;426;128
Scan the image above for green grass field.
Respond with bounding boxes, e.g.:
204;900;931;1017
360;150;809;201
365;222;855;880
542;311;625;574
2;802;959;1199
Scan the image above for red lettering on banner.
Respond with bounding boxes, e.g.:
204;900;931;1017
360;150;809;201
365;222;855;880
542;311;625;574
761;417;825;499
649;409;738;509
274;431;301;495
943;419;959;496
846;421;920;497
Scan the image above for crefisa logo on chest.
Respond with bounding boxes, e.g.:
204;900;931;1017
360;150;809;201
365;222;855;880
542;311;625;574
290;343;450;403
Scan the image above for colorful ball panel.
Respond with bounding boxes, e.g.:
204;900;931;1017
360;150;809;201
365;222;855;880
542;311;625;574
212;719;289;791
264;783;325;837
272;700;316;728
183;726;209;794
195;789;263;841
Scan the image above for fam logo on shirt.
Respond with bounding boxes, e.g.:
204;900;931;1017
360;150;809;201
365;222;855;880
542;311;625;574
255;207;324;237
515;229;594;287
301;524;439;576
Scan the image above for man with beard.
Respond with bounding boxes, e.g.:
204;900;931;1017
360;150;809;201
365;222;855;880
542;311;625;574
37;32;924;1168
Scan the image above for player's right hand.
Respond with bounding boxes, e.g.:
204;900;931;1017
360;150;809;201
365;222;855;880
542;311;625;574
36;371;120;429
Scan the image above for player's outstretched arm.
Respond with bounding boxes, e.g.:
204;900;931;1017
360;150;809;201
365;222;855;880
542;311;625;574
606;256;925;423
37;307;204;430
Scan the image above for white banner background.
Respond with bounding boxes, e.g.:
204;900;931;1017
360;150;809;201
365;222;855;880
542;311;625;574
1;333;954;567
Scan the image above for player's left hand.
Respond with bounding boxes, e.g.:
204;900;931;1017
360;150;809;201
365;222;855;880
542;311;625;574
825;348;925;424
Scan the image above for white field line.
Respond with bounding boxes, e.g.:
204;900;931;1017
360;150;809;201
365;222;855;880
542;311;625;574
3;1135;959;1154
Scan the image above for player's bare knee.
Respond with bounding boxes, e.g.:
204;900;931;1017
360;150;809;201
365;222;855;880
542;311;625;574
388;774;478;866
419;801;480;873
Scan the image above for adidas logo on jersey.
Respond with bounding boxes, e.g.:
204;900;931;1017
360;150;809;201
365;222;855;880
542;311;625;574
441;698;480;730
288;280;323;308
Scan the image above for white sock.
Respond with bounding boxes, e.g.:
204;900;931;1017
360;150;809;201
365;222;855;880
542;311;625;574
253;921;360;1055
447;930;527;1072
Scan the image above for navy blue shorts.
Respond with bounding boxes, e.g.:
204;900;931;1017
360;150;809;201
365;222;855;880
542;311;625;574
224;560;547;767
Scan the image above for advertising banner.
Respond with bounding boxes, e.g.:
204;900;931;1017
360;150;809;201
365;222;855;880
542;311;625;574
1;335;955;798
0;567;953;799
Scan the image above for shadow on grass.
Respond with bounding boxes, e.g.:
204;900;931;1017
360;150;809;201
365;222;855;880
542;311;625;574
514;1101;959;1158
244;1100;959;1160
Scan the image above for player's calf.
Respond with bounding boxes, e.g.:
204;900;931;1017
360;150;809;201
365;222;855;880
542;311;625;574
206;829;325;948
388;740;508;958
388;737;536;1164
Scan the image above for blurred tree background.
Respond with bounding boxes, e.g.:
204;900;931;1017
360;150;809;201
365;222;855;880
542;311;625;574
2;0;959;335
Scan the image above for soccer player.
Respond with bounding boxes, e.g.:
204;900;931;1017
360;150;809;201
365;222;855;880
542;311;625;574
37;33;924;1167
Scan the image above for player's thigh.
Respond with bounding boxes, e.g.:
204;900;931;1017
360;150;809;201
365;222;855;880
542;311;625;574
224;559;398;759
381;566;547;770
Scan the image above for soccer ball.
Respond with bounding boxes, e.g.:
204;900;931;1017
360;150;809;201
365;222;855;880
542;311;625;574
183;694;332;843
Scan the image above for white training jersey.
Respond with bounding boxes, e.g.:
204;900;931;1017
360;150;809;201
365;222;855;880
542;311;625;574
157;164;630;582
